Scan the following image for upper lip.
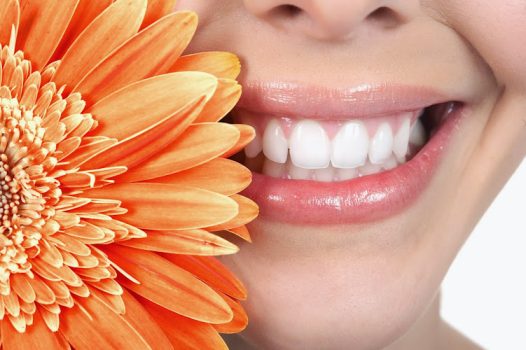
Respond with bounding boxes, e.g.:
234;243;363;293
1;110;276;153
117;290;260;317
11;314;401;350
237;81;450;120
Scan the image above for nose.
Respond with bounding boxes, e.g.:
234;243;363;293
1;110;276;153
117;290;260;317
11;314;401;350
242;0;418;41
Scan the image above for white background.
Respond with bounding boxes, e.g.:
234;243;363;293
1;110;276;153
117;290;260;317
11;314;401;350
441;160;526;349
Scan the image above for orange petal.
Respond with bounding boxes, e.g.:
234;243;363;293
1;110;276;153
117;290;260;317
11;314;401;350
221;124;256;158
51;0;113;61
119;290;174;349
225;225;252;243
1;311;65;350
0;0;19;47
104;245;233;324
140;296;229;350
213;292;248;334
82;95;208;171
119;229;239;256
75;11;198;103
155;158;252;196
141;0;177;29
206;194;259;231
60;294;150;350
164;255;247;300
54;0;147;91
195;79;241;123
88;72;217;140
17;0;78;69
117;123;240;183
171;51;241;79
83;183;238;230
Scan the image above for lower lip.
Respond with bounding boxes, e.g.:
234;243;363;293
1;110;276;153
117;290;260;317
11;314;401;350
242;106;466;225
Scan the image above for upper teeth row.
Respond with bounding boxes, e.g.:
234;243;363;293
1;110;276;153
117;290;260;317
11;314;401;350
245;116;426;169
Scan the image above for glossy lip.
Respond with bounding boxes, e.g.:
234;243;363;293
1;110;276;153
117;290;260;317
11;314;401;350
238;82;464;225
237;81;449;119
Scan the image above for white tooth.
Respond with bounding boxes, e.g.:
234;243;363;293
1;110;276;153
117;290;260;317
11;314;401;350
382;155;398;170
263;119;288;164
359;161;382;176
245;134;262;158
393;118;410;159
369;122;394;164
313;167;334;182
289;162;313;180
409;119;426;147
331;121;369;168
262;158;285;178
289;120;331;169
335;168;358;181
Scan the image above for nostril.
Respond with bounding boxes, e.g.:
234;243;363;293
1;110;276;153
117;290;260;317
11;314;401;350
271;4;303;18
367;7;401;27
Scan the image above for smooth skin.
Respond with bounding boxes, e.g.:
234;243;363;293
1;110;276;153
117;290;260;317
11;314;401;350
175;1;526;349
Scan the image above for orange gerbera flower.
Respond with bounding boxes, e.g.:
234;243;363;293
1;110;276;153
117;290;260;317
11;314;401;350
0;0;257;349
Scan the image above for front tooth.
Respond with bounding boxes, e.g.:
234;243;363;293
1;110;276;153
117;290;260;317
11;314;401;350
409;119;426;147
263;119;288;163
359;161;382;176
289;162;313;180
314;167;334;182
369;122;394;164
245;133;262;158
262;158;285;178
289;120;331;169
331;121;369;169
393;118;410;159
336;168;358;181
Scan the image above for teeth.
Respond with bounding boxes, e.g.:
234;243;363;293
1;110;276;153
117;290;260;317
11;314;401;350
262;158;284;178
289;120;331;169
409;119;426;147
359;161;383;176
262;119;288;163
289;162;312;180
245;133;262;158
331;121;369;168
314;167;334;182
335;168;358;181
368;122;394;164
393;118;410;160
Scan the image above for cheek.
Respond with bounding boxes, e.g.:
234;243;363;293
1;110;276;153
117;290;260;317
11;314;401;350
440;0;526;90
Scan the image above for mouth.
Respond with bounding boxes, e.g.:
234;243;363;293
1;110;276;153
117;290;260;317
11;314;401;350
228;82;466;225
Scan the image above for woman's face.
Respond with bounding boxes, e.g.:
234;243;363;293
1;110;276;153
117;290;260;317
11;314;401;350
175;1;526;349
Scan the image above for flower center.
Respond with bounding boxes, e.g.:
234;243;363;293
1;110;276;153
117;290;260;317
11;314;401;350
0;98;49;289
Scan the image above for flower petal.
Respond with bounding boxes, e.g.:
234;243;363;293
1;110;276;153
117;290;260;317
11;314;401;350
213;292;248;334
155;158;252;196
171;51;241;79
104;245;233;324
140;296;228;350
88;72;217;140
206;194;259;232
141;0;177;29
120;290;174;349
51;0;113;61
225;225;253;243
54;0;147;91
82;95;209;170
83;183;239;230
119;229;239;256
74;11;198;103
0;0;19;46
164;255;247;300
60;294;150;350
117;123;240;183
221;124;256;158
195;79;241;123
1;311;65;350
18;0;78;69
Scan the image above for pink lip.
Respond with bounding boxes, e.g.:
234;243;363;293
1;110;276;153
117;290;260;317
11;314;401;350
237;81;448;119
239;82;464;225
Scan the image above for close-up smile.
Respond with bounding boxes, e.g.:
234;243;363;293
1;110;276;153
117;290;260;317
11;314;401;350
231;83;466;225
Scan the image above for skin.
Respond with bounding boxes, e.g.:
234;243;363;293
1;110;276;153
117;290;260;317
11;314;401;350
175;1;526;349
